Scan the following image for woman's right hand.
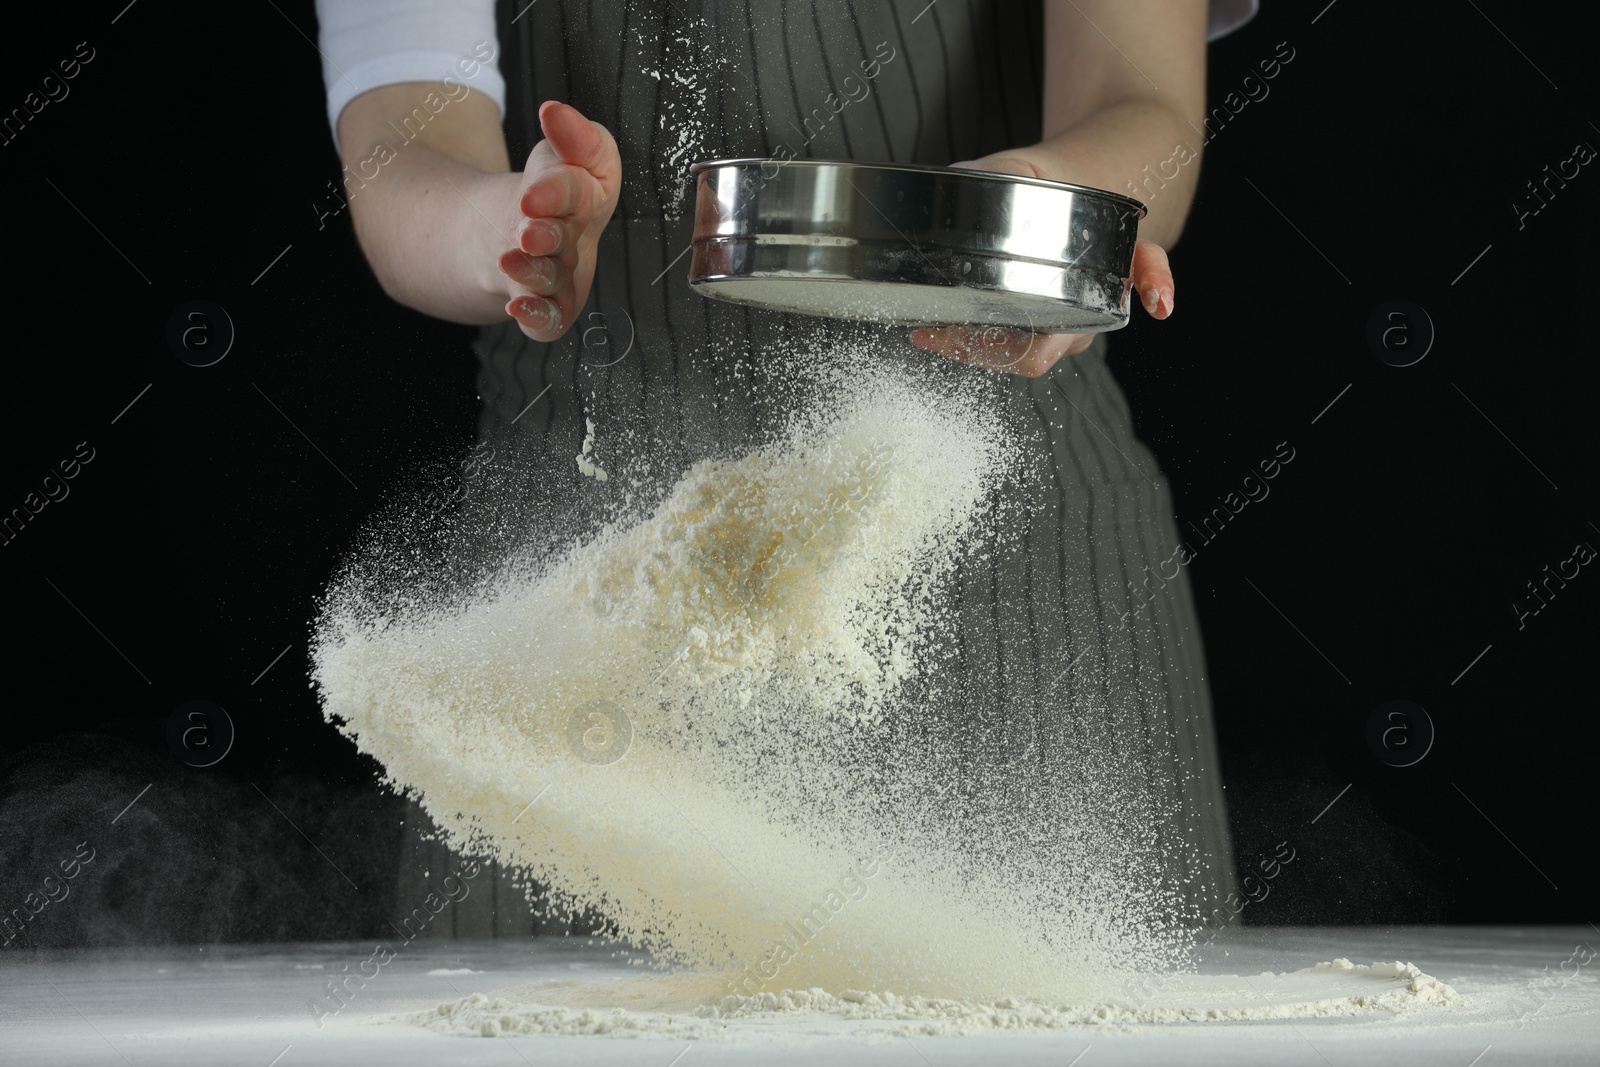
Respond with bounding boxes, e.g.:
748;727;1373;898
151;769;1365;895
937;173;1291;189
499;101;622;342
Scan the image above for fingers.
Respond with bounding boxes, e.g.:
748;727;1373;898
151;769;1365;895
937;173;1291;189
502;197;581;340
497;248;560;294
502;102;622;342
502;243;583;341
908;326;1092;377
1131;239;1174;319
516;217;565;257
507;294;564;339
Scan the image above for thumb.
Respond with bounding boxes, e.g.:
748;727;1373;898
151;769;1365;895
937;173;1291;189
1130;239;1174;319
948;156;1041;179
537;100;605;169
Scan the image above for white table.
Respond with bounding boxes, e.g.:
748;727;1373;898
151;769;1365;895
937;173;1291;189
2;926;1595;1065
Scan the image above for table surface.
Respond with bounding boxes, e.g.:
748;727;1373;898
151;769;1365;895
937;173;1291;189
2;926;1596;1066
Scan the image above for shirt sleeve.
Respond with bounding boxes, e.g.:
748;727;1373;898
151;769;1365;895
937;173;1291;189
1207;0;1259;41
315;0;505;141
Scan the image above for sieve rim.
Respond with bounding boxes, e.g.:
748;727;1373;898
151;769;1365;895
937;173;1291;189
689;157;1149;218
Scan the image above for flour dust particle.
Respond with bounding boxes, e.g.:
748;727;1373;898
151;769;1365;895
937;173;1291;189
313;350;1201;1016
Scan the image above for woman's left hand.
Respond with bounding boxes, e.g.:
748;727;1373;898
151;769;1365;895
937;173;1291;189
907;153;1174;378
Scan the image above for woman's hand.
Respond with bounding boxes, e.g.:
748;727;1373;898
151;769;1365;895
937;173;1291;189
907;153;1174;378
500;101;622;342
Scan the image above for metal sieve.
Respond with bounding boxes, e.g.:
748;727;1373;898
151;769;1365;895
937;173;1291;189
687;158;1147;333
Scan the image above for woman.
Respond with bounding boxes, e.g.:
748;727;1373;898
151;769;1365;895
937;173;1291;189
316;0;1255;938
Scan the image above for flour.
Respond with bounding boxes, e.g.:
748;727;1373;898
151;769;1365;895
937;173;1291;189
575;417;607;482
633;16;724;220
413;992;718;1039
313;339;1460;1041
317;367;1150;1003
407;959;1460;1038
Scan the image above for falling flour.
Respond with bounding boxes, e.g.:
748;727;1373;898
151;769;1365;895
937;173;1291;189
575;418;607;482
313;355;1461;1037
634;15;724;220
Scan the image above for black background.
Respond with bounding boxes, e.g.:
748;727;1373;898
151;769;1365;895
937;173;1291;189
1;0;1594;944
